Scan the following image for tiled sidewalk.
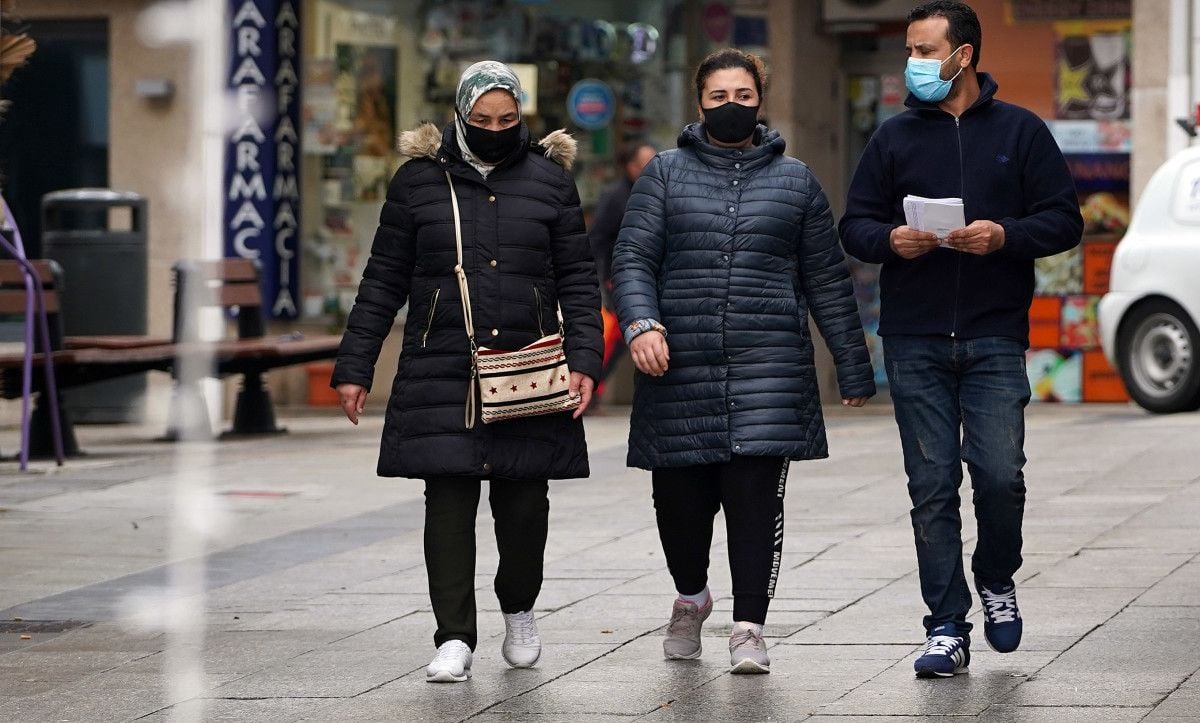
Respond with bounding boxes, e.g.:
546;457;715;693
0;405;1197;721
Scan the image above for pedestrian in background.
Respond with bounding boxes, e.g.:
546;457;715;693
588;142;657;399
331;61;603;684
612;48;876;674
590;142;657;303
839;1;1082;679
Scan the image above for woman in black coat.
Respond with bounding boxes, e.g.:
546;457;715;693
611;49;876;674
332;61;602;683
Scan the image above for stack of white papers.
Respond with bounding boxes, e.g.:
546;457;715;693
903;195;965;241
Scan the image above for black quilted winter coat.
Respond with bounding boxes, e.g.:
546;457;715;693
331;122;603;480
612;123;876;470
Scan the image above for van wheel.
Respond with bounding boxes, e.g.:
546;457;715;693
1117;299;1200;413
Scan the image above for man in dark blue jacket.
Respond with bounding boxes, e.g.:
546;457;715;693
839;1;1083;679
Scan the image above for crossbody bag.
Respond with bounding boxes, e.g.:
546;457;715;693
446;172;581;428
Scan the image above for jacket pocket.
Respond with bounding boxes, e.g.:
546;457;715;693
533;286;546;337
421;288;441;348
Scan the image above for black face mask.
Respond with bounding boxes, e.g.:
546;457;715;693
702;102;760;144
460;116;523;164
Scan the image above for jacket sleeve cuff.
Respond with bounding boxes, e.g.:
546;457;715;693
329;361;374;393
566;349;602;383
839;379;877;399
623;318;667;345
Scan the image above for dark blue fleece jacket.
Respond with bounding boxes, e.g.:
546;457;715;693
838;73;1083;346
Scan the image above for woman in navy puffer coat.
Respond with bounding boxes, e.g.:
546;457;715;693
611;49;875;673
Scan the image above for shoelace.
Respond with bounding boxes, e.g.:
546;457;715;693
923;634;960;657
433;641;469;664
980;586;1018;623
729;629;764;651
506;613;539;646
667;603;699;634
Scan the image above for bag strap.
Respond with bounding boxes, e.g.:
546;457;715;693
446;172;478;429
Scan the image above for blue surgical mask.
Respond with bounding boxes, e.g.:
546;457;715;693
905;45;966;102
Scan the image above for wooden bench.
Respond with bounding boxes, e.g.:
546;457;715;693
164;258;343;439
0;260;176;455
0;258;344;454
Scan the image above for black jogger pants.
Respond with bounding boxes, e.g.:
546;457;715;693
652;455;789;625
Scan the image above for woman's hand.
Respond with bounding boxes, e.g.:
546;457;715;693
842;396;870;408
336;383;368;425
630;330;670;376
569;372;594;419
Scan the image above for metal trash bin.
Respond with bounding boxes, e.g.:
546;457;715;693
41;189;148;423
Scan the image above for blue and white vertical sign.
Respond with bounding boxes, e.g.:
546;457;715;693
224;0;301;319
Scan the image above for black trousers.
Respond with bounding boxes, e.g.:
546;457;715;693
652;455;789;625
424;477;549;650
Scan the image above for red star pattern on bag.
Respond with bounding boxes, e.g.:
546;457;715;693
560;374;566;382
530;382;538;389
489;387;498;395
510;385;518;392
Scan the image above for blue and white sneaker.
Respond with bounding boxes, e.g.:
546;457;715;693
977;581;1022;653
914;623;970;678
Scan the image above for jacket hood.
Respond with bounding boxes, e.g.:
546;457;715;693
398;122;577;170
904;71;999;115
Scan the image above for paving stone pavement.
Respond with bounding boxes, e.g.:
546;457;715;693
0;403;1197;721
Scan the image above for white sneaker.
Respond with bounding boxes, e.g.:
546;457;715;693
426;640;472;683
502;610;542;668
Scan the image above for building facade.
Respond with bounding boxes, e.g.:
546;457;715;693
3;0;1169;418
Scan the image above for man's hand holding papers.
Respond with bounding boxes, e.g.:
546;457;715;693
944;219;1006;255
893;195;1005;257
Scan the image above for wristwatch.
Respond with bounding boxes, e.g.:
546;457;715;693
625;318;667;342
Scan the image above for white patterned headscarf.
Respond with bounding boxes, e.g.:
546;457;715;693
454;61;522;178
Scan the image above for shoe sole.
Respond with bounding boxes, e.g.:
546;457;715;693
664;648;703;660
730;658;770;674
426;669;471;683
914;666;968;678
504;650;542;668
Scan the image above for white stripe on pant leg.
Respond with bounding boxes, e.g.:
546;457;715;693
766;459;789;599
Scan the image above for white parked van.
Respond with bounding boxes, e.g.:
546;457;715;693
1098;147;1200;413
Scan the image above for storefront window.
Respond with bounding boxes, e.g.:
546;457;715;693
301;0;703;326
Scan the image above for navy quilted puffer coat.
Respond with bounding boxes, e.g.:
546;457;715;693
612;123;876;470
331;122;603;480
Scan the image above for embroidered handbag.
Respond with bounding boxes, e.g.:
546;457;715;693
445;173;581;427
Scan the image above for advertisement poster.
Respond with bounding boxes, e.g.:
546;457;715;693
1035;246;1083;295
303;58;337;154
1027;349;1083;403
1083;350;1129;402
1029;296;1064;348
335;44;397;164
1060;295;1100;349
1054;20;1131;120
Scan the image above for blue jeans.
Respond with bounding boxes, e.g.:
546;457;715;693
883;335;1031;636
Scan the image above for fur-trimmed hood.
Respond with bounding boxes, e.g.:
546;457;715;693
397;122;577;170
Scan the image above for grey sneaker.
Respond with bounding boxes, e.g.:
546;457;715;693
729;622;770;674
663;595;713;660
